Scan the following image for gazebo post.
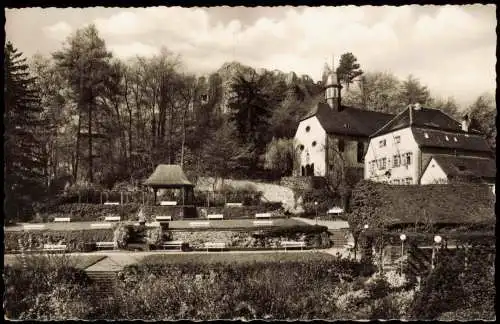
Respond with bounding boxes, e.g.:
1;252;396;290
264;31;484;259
153;188;157;205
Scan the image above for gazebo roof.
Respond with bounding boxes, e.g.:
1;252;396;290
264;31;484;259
143;164;194;188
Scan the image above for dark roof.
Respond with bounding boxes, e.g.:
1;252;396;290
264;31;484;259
412;128;492;153
143;164;194;188
372;106;482;137
301;101;395;137
350;181;495;228
430;155;496;181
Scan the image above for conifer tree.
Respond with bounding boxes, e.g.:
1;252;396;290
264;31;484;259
4;42;46;221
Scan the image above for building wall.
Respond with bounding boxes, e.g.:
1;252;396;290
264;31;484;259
364;127;420;184
294;116;327;176
420;158;448;184
325;134;367;178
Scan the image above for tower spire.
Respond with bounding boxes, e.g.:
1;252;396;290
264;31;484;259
325;54;342;112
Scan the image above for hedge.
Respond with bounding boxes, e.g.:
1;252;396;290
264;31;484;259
5;229;115;253
40;204;197;222
198;204;284;219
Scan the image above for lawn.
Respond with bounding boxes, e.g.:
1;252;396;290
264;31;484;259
140;251;336;265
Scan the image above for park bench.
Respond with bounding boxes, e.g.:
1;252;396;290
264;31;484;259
160;240;185;251
160;201;177;206
204;242;226;252
253;220;274;226
91;223;112;229
207;214;224;220
53;217;71;222
104;202;120;205
96;242;115;250
281;241;306;251
255;213;272;219
104;216;121;222
42;244;67;252
155;215;172;222
189;221;210;228
225;202;243;207
23;224;46;230
134;221;161;227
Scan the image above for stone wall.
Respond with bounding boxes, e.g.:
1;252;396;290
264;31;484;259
280;176;327;191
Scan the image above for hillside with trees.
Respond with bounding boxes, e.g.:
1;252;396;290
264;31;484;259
4;25;496;221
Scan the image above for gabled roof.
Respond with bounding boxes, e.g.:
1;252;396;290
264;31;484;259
430;155;496;181
143;164;194;188
301;100;394;138
371;106;482;137
412;128;492;153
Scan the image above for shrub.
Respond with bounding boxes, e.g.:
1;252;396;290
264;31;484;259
4;255;94;320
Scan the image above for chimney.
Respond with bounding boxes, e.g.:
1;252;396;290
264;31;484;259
461;114;471;132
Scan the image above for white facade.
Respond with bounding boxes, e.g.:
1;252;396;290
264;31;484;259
294;116;327;176
420;158;448;184
364;127;421;184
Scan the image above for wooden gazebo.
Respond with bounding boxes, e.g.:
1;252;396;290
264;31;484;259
143;164;195;205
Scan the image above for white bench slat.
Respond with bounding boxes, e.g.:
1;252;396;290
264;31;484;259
104;202;120;205
255;213;272;219
204;242;226;250
96;242;115;249
134;222;160;227
160;201;177;206
207;214;224;220
189;221;210;227
161;241;184;250
253;220;274;226
104;216;121;222
54;217;71;222
23;224;45;230
91;223;112;229
155;215;172;221
282;241;306;250
225;202;243;207
43;244;67;251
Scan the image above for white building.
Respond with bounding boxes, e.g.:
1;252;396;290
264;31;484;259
294;60;394;177
364;105;495;185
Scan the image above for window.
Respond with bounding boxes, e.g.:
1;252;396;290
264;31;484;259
394;136;401;144
402;152;413;166
379;158;387;170
357;142;364;163
298;145;304;151
393;179;400;185
424;133;429;139
338;139;345;152
312;141;317;147
445;136;449;141
393;154;401;168
305;126;311;132
404;177;413;185
453;137;458;142
370;160;376;173
379;139;386;148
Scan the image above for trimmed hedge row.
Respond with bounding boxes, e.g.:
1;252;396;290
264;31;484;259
5;224;332;253
5;229;115;252
39;204;197;222
198;204;284;219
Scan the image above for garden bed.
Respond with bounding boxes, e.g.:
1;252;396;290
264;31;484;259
140;252;337;265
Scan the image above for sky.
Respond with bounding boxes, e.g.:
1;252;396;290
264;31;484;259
5;5;496;108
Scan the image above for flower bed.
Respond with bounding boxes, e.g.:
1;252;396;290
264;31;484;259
169;225;332;249
4;229;115;253
40;204;197;222
197;205;284;219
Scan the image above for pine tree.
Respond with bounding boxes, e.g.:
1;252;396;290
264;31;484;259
4;42;46;222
